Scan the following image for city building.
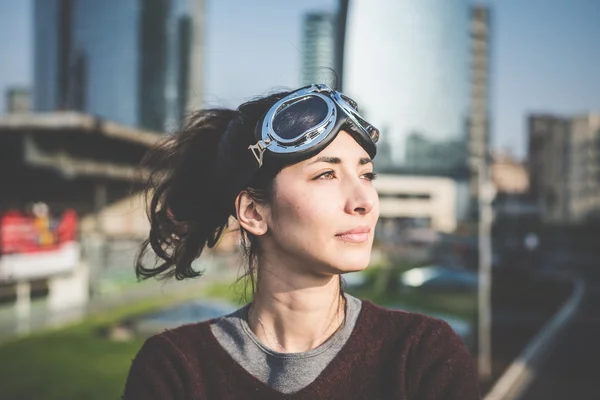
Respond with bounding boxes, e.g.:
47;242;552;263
301;12;336;87
468;5;492;215
334;0;349;91
405;132;467;175
568;113;600;222
374;174;458;233
33;0;204;132
343;0;471;177
527;114;571;223
527;113;600;223
5;87;31;114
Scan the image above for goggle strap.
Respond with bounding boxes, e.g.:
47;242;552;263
248;138;272;167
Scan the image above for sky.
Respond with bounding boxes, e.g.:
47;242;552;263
0;0;599;159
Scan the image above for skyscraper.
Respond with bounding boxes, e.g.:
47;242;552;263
33;0;71;113
33;0;204;132
468;5;492;214
343;0;471;177
301;12;336;87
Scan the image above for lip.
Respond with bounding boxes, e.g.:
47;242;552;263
337;226;371;235
335;226;371;243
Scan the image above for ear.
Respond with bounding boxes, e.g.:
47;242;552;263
235;191;268;236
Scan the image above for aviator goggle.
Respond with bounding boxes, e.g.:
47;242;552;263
248;83;380;167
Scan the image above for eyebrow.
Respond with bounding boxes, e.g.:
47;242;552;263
309;156;373;166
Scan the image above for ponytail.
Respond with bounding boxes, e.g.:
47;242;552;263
136;109;240;280
136;90;292;281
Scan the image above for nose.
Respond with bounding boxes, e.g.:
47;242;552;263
343;177;377;215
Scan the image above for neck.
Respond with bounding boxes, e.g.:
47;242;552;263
248;263;346;353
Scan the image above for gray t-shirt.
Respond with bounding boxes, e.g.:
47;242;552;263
209;294;362;394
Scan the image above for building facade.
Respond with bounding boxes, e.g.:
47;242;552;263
33;0;203;132
528;113;600;223
301;12;336;87
374;174;458;233
343;0;471;177
568;114;600;221
527;114;571;223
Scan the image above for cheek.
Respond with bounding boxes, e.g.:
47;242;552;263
272;189;337;238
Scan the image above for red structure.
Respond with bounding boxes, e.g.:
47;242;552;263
0;209;77;255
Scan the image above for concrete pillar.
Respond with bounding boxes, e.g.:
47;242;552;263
15;280;31;334
88;181;108;294
47;261;90;327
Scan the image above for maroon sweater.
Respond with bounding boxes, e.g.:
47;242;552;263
123;300;480;399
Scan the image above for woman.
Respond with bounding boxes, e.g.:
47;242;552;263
123;84;480;399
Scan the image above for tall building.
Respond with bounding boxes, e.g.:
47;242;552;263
568;113;600;221
33;0;71;113
33;0;203;132
528;113;600;223
527;114;571;223
468;5;492;214
301;12;336;87
334;0;349;91
343;0;471;177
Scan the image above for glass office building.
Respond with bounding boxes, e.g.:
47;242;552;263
343;0;471;177
301;12;336;87
33;0;200;132
33;0;67;113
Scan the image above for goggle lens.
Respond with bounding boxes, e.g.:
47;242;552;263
272;96;329;141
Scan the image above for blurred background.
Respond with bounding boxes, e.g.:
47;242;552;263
0;0;598;399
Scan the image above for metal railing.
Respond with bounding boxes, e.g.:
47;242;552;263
484;272;585;400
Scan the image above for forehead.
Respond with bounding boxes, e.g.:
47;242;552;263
310;130;371;160
275;131;373;180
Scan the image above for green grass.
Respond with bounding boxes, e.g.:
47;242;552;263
0;326;144;399
0;287;214;400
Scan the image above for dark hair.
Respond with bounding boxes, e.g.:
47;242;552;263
135;89;310;287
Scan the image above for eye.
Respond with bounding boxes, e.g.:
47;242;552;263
314;170;335;180
361;172;377;181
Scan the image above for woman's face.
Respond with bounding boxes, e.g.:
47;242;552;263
262;131;380;277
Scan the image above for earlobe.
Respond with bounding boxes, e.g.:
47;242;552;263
235;191;268;236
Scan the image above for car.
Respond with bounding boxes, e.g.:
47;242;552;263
400;265;478;292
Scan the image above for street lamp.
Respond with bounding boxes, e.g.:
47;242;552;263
474;152;496;381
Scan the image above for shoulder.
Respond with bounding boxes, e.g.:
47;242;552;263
124;319;219;391
139;318;217;356
359;301;479;399
360;300;460;341
360;300;472;365
127;317;219;376
123;320;216;399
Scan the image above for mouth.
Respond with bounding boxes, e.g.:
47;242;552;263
335;226;371;243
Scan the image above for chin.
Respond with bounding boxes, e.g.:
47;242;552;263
327;252;372;274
